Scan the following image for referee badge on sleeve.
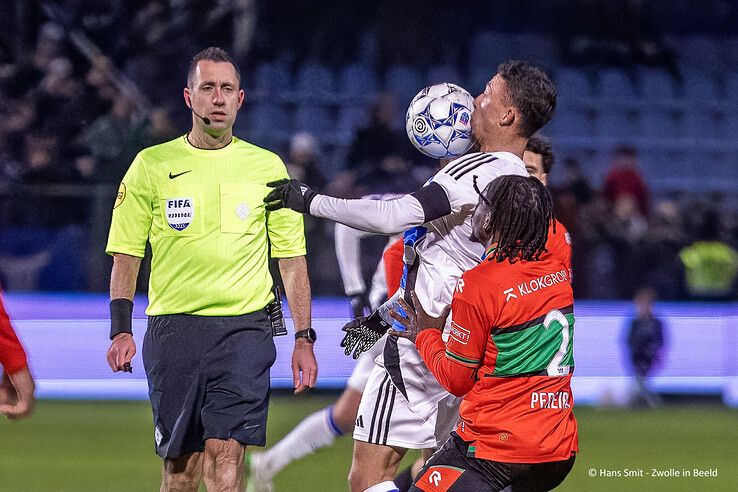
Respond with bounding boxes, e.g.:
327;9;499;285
166;197;195;231
114;183;126;209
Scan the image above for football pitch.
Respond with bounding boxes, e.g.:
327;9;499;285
0;396;736;491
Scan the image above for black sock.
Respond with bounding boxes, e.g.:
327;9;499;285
395;466;415;492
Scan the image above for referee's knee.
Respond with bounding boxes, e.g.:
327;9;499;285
202;438;245;489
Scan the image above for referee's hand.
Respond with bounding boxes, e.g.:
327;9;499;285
292;338;317;395
106;333;136;373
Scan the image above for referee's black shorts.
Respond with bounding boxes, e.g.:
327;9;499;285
142;310;275;459
410;433;576;492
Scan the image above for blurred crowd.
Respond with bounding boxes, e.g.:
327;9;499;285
554;146;738;300
0;1;736;299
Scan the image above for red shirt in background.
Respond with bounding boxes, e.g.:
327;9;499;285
603;166;649;217
0;291;28;374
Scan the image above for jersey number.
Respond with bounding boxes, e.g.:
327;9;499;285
542;309;571;377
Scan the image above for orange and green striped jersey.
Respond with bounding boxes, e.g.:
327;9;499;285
417;234;578;463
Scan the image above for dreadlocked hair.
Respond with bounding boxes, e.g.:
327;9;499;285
482;175;553;263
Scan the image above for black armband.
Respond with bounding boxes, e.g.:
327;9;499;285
110;298;134;340
410;182;452;222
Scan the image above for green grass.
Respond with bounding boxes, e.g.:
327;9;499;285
1;398;737;491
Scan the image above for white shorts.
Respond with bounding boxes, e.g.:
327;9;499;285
353;356;461;449
346;339;385;392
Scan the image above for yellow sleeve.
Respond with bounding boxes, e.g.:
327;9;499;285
105;153;153;257
266;155;306;258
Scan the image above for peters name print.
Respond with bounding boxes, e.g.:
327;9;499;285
166;197;195;231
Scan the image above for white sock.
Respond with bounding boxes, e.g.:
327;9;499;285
364;481;399;492
260;406;342;477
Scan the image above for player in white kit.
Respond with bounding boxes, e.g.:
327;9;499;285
265;60;557;492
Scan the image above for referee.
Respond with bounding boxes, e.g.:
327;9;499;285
105;47;317;491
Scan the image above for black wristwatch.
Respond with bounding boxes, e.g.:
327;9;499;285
295;328;317;343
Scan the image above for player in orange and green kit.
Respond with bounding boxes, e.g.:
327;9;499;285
390;174;577;491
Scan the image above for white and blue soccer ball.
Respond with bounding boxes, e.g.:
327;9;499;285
405;83;474;159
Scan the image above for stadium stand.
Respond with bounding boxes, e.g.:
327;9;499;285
1;2;738;298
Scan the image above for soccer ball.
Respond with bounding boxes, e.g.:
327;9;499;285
405;83;474;159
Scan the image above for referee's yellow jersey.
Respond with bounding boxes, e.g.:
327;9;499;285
106;135;306;316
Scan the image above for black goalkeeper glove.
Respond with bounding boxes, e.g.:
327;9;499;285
349;292;371;319
264;178;317;213
340;311;391;360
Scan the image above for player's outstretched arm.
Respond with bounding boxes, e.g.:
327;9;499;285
278;255;317;395
264;179;452;235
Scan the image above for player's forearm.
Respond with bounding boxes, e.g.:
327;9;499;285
334;223;369;295
310;194;426;235
110;254;142;300
278;256;312;330
416;330;476;397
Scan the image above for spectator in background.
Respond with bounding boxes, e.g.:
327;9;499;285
330;94;428;197
124;1;190;107
286;132;327;192
144;106;181;146
32;22;67;75
562;157;592;207
344;94;404;171
0;290;35;420
285;132;331;293
625;287;665;408
84;55;118;104
30;55;110;170
680;210;738;300
0;99;36;184
576;192;620;299
637;200;688;300
609;195;648;298
20;132;69;185
80;94;149;183
553;157;592;297
603;146;649;217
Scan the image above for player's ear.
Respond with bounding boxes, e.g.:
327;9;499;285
237;88;245;109
500;107;515;127
483;211;493;237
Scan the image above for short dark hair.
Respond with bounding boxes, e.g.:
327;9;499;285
482;175;553;263
187;47;241;89
497;60;557;138
526;134;554;174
